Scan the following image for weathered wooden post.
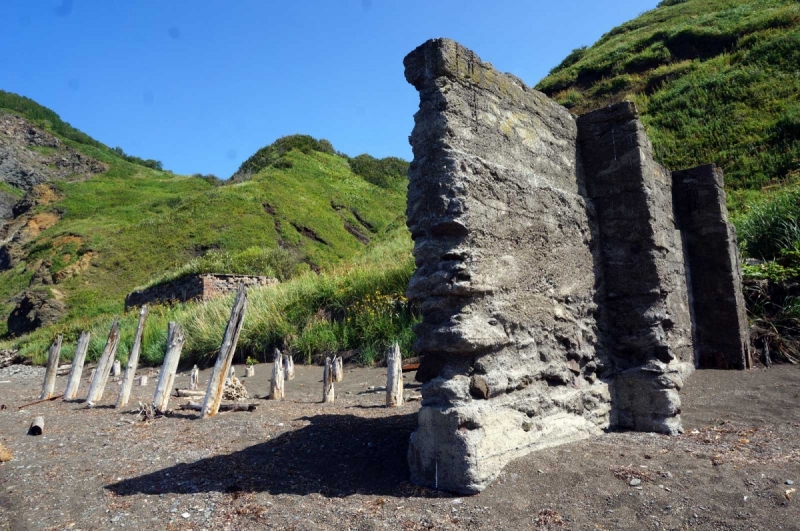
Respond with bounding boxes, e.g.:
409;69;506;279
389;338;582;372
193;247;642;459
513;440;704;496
269;350;284;400
86;318;121;406
332;355;343;383
322;357;335;403
284;354;295;380
111;359;121;378
138;375;148;386
63;331;90;400
244;365;255;377
38;335;63;400
152;322;186;413
29;416;44;436
201;285;248;418
116;305;149;408
386;342;403;407
190;365;199;390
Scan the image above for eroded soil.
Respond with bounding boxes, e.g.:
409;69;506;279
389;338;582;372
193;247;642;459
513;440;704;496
0;363;798;530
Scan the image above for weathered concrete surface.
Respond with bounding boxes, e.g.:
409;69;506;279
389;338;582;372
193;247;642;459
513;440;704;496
577;102;694;435
405;38;610;494
673;164;751;369
404;39;749;495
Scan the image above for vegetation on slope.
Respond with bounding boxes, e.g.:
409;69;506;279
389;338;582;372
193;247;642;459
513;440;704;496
0;90;164;170
0;93;411;364
11;228;416;368
537;0;800;197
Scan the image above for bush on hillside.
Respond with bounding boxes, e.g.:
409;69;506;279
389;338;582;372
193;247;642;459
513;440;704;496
232;134;336;179
737;189;800;260
347;154;409;190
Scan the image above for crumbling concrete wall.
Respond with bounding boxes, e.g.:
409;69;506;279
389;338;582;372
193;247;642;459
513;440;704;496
404;38;749;494
577;103;694;435
405;38;611;494
125;274;277;309
673;164;751;369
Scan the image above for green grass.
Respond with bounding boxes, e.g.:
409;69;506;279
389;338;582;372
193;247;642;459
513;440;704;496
537;0;800;200
0;94;410;366
5;228;417;367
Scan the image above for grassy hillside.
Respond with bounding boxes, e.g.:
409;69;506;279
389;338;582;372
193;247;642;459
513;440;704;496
11;228;416;368
537;0;800;206
0;95;411;362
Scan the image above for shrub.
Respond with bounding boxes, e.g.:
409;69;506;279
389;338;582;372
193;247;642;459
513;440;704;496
347;154;409;190
737;189;800;260
232;134;337;178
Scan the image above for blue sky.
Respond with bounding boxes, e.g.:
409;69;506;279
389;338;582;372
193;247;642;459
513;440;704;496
1;0;659;177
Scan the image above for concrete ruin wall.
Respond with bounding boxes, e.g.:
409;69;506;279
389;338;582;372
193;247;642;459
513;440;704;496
125;274;277;310
673;164;751;369
403;38;749;494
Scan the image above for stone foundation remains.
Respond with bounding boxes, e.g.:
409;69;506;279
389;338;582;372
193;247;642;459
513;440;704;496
125;274;277;310
403;39;749;494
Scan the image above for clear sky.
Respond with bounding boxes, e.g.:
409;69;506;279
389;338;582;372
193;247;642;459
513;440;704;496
1;0;659;177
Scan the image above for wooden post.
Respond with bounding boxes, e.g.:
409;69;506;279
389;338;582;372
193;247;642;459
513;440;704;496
244;365;254;377
138;375;148;386
284;354;295;380
85;318;121;406
152;322;186;413
29;416;44;436
269;350;284;400
111;359;121;378
63;331;90;400
332;355;343;383
116;306;149;408
190;365;199;390
386;342;403;407
201;285;248;418
322;357;335;403
38;335;63;400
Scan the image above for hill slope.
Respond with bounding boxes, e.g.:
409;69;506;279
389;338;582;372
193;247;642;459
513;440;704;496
537;0;800;201
0;94;407;339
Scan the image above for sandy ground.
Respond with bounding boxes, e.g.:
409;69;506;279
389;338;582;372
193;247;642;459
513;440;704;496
0;362;798;530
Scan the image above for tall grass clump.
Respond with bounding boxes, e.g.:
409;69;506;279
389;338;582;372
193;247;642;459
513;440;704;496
180;230;417;366
737;189;800;260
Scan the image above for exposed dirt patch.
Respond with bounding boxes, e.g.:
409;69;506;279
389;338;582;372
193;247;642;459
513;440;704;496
18;212;59;241
0;365;798;530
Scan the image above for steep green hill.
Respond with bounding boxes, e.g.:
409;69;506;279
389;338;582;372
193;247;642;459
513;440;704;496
537;0;800;204
0;95;408;345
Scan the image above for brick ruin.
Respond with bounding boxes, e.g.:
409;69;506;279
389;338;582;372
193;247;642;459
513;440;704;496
404;39;750;494
124;274;277;310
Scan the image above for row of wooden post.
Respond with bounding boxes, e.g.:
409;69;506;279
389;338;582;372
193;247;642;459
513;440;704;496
37;283;405;415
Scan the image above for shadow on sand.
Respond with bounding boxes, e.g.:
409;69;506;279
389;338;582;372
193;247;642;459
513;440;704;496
106;412;417;497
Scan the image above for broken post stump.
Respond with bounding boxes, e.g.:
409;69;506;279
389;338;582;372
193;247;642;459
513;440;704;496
152;322;186;413
269;350;284;400
29;416;44;436
322;357;335;403
201;284;248;418
112;359;121;378
386;342;403;407
38;335;63;400
175;388;205;398
85;318;121;406
284;354;294;380
117;305;149;408
180;401;257;412
138;375;148;386
244;365;254;377
190;365;199;390
332;355;343;383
